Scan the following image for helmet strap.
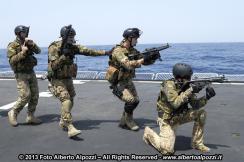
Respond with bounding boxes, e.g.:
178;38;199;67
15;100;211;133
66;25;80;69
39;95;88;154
17;34;25;44
128;37;133;47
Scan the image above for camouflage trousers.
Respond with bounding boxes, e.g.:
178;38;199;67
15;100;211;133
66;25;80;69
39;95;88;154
144;109;207;154
51;79;76;124
12;72;39;113
116;79;139;113
117;79;139;104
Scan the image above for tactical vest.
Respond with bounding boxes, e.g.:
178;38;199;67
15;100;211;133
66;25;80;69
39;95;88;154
106;45;137;84
157;79;189;120
48;42;78;79
9;42;37;73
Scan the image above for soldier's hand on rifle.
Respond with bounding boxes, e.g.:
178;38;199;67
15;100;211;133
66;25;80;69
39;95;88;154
21;44;28;55
138;58;144;65
151;51;160;60
190;82;204;93
143;54;152;64
206;86;216;100
25;38;34;47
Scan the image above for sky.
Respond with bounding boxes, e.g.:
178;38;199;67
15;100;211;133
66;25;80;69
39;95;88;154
0;0;243;48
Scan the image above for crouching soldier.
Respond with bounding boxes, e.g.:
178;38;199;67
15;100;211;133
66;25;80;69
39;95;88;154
143;63;216;154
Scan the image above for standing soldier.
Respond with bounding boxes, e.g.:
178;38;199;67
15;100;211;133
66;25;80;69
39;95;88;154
7;25;42;126
48;25;110;138
106;28;158;131
143;63;216;154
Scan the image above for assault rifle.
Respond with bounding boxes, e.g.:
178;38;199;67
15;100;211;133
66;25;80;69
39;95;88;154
59;25;73;56
179;75;226;93
128;43;170;62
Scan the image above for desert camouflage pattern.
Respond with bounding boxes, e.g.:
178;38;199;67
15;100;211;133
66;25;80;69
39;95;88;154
117;79;139;104
48;40;106;124
48;41;105;79
109;45;143;103
144;79;208;154
51;79;75;123
11;72;39;113
7;38;41;114
110;45;143;80
7;38;41;73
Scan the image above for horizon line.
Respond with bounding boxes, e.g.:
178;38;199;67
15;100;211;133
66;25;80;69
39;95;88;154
0;41;243;49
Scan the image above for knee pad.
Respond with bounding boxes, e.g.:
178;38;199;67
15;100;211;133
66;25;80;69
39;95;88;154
124;100;140;114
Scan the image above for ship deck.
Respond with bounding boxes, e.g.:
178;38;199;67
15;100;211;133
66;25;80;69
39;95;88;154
0;79;243;162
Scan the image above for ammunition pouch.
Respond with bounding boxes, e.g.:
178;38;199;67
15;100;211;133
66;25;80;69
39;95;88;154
50;63;77;79
105;65;119;85
11;55;37;73
70;63;77;78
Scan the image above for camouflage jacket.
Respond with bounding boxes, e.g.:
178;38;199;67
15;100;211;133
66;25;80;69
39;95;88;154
7;38;41;73
48;40;105;79
157;79;207;120
109;44;144;80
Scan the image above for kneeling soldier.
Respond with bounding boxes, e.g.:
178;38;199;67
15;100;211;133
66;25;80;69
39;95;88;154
143;63;216;154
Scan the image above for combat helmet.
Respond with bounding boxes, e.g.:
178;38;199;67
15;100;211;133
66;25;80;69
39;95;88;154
14;25;29;35
173;63;193;79
60;25;76;38
123;28;142;39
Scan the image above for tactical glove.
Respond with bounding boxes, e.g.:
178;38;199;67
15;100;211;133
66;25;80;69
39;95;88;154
206;86;216;100
21;45;29;56
143;54;152;64
190;82;205;93
151;51;160;60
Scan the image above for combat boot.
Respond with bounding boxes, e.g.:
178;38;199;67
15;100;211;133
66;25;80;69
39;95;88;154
192;143;210;152
8;109;18;127
124;112;139;131
118;112;126;128
67;124;81;138
26;112;42;124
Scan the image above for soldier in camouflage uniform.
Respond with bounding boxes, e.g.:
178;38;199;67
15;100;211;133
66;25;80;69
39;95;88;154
106;28;158;131
48;25;110;138
7;25;42;127
143;63;216;154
